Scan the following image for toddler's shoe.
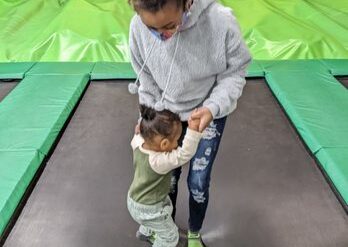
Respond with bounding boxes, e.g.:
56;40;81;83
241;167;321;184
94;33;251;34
136;230;155;244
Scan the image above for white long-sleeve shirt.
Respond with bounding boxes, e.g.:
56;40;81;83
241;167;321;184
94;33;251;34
131;128;202;175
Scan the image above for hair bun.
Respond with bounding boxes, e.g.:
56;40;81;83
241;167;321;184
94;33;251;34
140;105;156;121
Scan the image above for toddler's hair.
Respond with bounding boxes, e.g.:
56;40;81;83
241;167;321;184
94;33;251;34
139;104;181;141
128;0;185;12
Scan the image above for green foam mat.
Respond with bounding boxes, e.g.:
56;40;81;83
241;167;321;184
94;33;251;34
0;63;35;79
316;148;348;204
0;74;89;154
246;60;264;77
26;62;94;76
266;71;348;152
0;150;44;234
91;62;136;80
90;61;266;80
261;60;329;73
321;59;348;76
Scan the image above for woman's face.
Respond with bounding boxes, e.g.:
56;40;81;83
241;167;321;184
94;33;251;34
138;2;184;37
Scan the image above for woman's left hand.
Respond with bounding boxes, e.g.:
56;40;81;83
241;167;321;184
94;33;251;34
190;107;213;132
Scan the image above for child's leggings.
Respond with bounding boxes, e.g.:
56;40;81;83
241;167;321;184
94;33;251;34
127;194;179;247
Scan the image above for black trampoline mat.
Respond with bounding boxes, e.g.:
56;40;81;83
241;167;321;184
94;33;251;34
4;80;348;247
337;76;348;89
0;81;17;102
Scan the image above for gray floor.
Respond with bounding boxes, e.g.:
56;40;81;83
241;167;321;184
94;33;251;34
3;80;348;247
0;81;17;101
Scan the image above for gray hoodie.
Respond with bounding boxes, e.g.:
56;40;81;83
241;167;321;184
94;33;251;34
129;0;251;121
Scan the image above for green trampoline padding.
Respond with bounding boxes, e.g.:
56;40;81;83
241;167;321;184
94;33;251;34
246;61;264;78
0;63;35;79
91;62;136;80
27;62;94;75
316;148;348;204
266;70;348;153
0;74;89;154
260;60;329;73
0;150;44;234
89;61;264;80
321;59;348;76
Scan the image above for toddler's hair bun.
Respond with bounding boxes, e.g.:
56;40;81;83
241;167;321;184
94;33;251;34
140;105;156;121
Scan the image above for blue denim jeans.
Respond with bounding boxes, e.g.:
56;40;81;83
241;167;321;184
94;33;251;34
169;117;227;232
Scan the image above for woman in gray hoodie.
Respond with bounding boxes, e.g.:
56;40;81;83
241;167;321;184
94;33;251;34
128;0;251;246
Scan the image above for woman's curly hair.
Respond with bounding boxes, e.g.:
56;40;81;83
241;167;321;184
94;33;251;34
128;0;186;12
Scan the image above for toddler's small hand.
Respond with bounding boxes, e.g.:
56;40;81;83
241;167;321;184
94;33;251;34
188;109;200;132
135;124;140;134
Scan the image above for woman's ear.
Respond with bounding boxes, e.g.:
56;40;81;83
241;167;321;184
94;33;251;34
160;138;170;151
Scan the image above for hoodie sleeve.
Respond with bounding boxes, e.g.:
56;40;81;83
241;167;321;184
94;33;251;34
203;13;251;119
129;17;162;107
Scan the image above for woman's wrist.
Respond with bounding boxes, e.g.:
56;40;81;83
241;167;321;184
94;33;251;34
203;102;219;119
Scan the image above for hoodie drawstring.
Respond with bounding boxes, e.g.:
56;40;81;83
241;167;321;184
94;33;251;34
128;38;157;95
129;32;181;112
154;32;181;111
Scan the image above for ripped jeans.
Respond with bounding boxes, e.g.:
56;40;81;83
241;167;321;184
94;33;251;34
169;117;227;232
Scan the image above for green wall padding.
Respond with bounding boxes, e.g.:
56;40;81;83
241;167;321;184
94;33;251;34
0;0;347;62
221;0;348;60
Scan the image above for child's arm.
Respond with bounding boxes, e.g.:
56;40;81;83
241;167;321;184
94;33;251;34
129;17;162;107
149;128;202;175
202;13;252;119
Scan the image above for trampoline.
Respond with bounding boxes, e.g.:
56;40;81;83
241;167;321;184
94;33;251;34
0;81;17;102
1;0;348;246
0;76;347;247
337;77;348;89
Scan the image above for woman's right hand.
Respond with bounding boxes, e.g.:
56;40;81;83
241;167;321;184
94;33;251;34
190;107;213;132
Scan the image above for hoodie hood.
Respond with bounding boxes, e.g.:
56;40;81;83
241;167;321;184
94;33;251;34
181;0;215;30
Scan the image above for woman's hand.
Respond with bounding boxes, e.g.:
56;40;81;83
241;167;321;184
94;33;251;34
190;107;213;132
